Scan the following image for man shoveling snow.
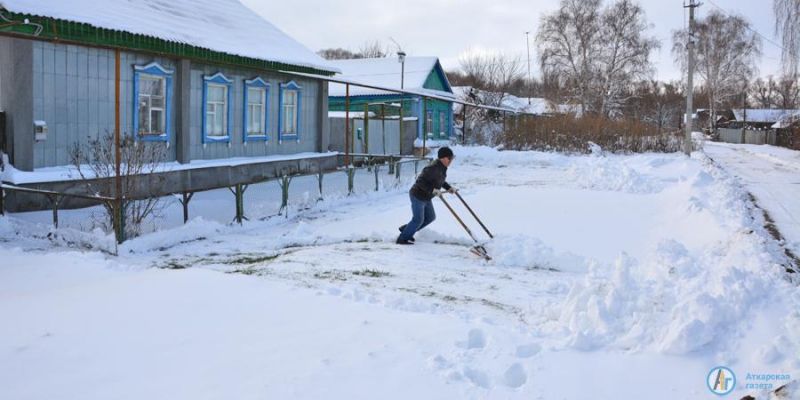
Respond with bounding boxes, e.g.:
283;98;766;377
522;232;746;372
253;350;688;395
396;147;457;245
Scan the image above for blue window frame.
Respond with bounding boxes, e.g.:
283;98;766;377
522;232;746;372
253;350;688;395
426;110;434;138
278;81;302;143
202;72;233;144
243;77;270;142
133;62;173;142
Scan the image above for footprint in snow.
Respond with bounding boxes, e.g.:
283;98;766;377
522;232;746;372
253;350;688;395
515;343;541;358
503;363;527;388
463;328;487;350
463;366;491;388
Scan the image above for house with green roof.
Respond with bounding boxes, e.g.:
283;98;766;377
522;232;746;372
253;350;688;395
328;57;455;146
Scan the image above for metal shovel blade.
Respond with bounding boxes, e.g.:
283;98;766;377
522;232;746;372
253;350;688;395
470;245;491;261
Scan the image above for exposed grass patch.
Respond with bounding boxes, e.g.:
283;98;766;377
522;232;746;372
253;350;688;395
227;267;260;276
352;269;391;278
313;270;349;281
224;253;280;265
161;260;189;270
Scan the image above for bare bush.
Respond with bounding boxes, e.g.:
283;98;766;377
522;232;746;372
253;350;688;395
500;115;684;154
70;132;167;239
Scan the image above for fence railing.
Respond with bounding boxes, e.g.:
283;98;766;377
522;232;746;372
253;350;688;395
0;154;433;244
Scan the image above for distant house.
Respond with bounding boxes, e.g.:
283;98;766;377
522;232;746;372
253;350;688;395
328;57;455;145
452;86;580;117
0;0;339;210
717;109;800;146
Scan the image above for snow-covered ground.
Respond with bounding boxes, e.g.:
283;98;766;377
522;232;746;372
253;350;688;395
705;142;800;260
2;146;799;399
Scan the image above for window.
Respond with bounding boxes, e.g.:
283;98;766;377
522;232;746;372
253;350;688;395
202;72;233;143
279;81;302;142
244;77;269;141
133;62;173;142
426;110;433;137
439;111;446;136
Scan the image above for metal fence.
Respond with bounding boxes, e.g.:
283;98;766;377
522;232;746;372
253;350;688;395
718;128;777;145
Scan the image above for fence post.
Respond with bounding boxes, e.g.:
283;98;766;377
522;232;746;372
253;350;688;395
230;184;248;224
388;156;395;175
0;183;4;216
180;192;194;224
47;194;60;229
113;200;126;244
347;166;355;196
317;167;324;201
374;164;380;191
278;175;291;217
395;161;401;180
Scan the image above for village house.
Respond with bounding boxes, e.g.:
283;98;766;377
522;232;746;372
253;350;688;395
327;56;455;153
0;0;339;211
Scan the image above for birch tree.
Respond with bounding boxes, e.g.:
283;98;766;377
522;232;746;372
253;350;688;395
673;11;761;130
775;0;800;76
536;0;658;117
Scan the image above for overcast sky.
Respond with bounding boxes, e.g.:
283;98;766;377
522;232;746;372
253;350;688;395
243;0;785;82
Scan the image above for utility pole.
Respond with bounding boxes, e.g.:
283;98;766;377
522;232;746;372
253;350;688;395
683;0;701;156
397;51;406;89
525;31;532;106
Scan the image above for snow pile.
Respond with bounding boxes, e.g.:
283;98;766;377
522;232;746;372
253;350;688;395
567;153;665;194
487;234;588;273
556;157;799;356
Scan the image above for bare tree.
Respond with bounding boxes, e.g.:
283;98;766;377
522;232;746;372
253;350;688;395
626;80;684;132
317;48;360;60
775;0;800;76
455;53;524;145
358;40;388;58
750;76;777;108
775;75;800;108
458;52;524;107
673;10;762;130
537;0;658;118
70;133;167;239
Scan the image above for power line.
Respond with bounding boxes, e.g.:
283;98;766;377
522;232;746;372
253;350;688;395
704;0;788;53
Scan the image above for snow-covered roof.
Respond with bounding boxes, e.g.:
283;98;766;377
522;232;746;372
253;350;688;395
770;110;800;129
732;109;800;124
452;86;579;116
328;57;453;98
0;0;338;74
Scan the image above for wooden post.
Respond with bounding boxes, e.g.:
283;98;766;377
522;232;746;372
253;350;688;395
0;183;4;216
278;175;291;217
364;103;370;154
114;48;124;244
462;103;467;145
398;99;404;155
180;192;194;224
48;194;60;229
422;98;428;157
374;164;380;191
317;167;324;201
230;184;247;224
347;167;355;195
345;84;350;165
381;104;387;155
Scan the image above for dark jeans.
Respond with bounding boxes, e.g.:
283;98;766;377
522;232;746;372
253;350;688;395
399;193;436;241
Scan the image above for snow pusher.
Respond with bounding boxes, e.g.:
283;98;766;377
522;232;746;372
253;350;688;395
436;191;493;261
